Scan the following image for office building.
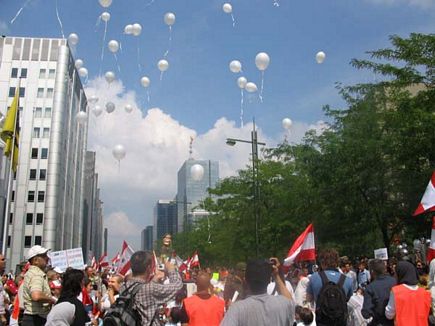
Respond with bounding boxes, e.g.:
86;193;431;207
153;200;177;242
176;159;219;232
0;36;93;270
141;225;153;251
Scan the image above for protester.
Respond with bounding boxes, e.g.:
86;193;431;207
46;269;95;326
347;287;371;326
122;250;182;325
294;265;310;307
221;258;295;326
49;280;62;299
358;261;371;289
361;259;396;325
99;274;123;312
22;245;56;326
223;262;246;308
174;271;225;326
0;253;7;326
385;261;431;325
307;249;353;326
342;260;358;292
295;305;315;326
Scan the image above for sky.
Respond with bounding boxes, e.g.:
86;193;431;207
1;0;434;257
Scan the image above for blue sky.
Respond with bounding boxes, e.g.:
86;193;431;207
1;0;434;255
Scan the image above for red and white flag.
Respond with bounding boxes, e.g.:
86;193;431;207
98;253;109;269
190;251;200;268
414;171;435;216
427;217;435;263
111;252;120;266
117;241;135;276
91;256;98;270
284;224;316;266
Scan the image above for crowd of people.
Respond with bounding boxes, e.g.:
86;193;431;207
0;245;434;325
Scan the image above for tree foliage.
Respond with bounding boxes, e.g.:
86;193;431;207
173;33;435;266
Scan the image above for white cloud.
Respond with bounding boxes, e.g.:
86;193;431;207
366;0;435;8
85;78;325;254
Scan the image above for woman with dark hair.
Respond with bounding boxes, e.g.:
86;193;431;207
46;269;94;326
385;261;431;326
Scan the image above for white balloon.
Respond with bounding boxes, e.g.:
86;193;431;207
223;3;233;13
282;118;292;130
124;104;133;113
112;144;126;161
76;111;87;124
104;71;115;83
93;105;103;117
105;102;115;113
132;23;142;36
158;59;169;72
140;76;150;88
255;52;270;71
191;164;204;181
245;82;258;93
108;40;119;53
99;0;112;8
101;12;111;22
316;51;326;64
229;60;242;73
88;95;99;104
78;67;88;78
124;24;133;35
75;59;84;69
237;76;247;89
164;13;176;26
68;33;79;46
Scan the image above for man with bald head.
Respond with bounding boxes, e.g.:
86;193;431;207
176;271;225;326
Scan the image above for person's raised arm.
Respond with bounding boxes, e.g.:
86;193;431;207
270;257;292;301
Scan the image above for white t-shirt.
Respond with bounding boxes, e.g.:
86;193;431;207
267;280;295;298
45;302;75;326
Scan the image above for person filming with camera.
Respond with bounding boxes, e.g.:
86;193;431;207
221;257;295;326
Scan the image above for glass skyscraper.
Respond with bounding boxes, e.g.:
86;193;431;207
176;159;219;232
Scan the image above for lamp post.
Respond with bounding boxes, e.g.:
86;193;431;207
226;120;266;257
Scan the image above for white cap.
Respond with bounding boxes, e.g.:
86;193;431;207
26;245;50;261
53;267;63;274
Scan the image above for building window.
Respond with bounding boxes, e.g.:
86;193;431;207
39;169;46;181
8;87;15;97
36;213;43;225
20;68;27;78
11;68;18;78
34;107;42;118
48;69;56;79
28;191;35;202
29;169;37;180
37;88;44;98
44;107;52;118
39;69;46;79
7;236;11;248
46;88;53;98
32;127;40;138
26;213;33;225
42;128;49;138
11;191;15;202
35;236;42;246
37;191;45;202
9;213;13;224
41;148;48;159
31;148;38;159
24;236;31;248
19;87;25;97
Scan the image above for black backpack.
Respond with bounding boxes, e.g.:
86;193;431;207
316;271;348;326
103;282;143;326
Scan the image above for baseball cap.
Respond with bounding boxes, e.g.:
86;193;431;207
53;267;63;274
26;245;50;261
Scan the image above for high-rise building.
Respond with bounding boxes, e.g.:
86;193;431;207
153;200;177;242
141;226;153;251
0;36;92;270
82;151;103;261
176;159;219;232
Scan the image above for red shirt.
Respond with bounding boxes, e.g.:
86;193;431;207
183;294;225;326
392;284;431;326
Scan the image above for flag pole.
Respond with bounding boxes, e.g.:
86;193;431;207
2;79;20;255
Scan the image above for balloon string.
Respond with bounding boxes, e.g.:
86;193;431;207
99;21;108;76
114;54;121;74
160;71;164;81
55;0;65;39
259;71;265;103
118;160;120;174
231;13;235;28
144;0;156;7
10;0;33;25
137;38;141;72
147;90;151;105
164;26;172;58
240;89;244;128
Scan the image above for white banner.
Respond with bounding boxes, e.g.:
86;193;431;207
374;248;388;260
49;248;85;272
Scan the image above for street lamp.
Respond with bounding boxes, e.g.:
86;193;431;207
226;120;266;257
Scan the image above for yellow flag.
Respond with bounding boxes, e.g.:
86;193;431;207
1;87;20;171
